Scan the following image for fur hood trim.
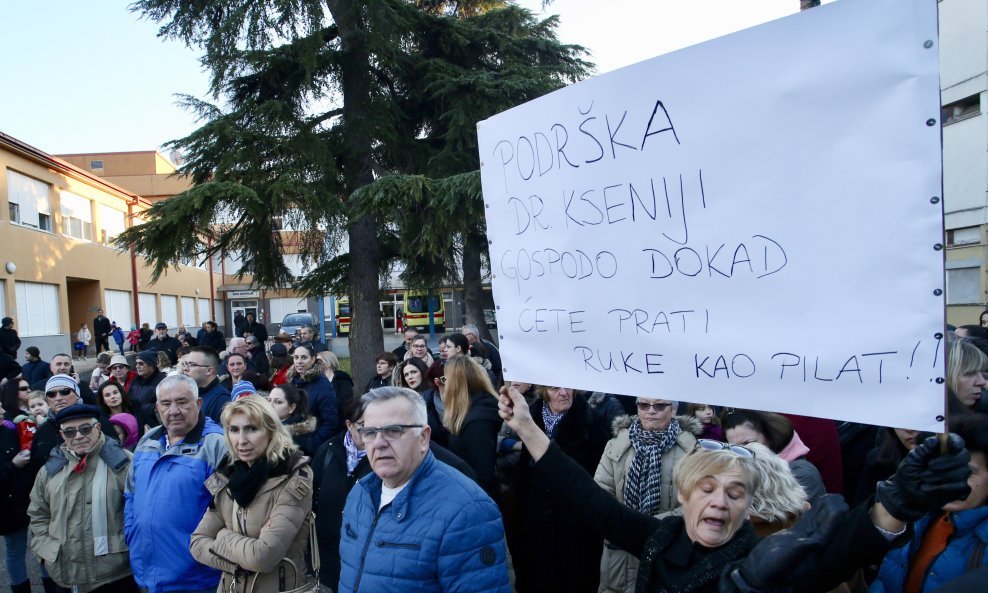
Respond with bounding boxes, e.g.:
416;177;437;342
610;413;703;438
287;357;328;383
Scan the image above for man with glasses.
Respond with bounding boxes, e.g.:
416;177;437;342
28;375;117;474
129;350;168;429
339;387;509;593
125;374;227;593
28;403;136;593
30;353;98;404
182;346;230;424
461;323;503;387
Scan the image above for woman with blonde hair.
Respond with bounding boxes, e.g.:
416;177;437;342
190;396;314;593
441;356;501;500
945;337;988;411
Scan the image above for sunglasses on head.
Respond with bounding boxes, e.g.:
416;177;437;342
46;388;75;398
694;439;755;459
637;401;672;412
60;422;98;438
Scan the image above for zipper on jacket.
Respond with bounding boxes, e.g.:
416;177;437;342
375;541;421;550
352;508;384;593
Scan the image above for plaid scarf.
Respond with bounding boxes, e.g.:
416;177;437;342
624;417;681;516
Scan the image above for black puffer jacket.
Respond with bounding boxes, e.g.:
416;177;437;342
506;393;610;593
0;421;32;534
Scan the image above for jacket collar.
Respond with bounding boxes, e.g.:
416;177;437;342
359;449;436;522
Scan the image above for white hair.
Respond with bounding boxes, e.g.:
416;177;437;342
744;442;808;523
361;386;428;426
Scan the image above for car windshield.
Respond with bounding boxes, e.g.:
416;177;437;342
282;314;311;326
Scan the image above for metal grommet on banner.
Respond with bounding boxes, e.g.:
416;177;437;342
926;118;936;126
933;289;943;296
935;332;943;339
930;196;940;204
934;243;943;251
936;377;945;384
936;415;945;422
923;40;934;48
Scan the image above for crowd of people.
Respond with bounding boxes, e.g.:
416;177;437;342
1;315;987;593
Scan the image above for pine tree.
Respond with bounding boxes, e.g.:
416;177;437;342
118;0;590;387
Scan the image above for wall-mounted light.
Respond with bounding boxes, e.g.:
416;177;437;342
195;288;200;295
5;262;15;274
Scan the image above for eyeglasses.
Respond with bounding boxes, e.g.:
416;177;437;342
18;385;30;392
46;388;75;398
60;421;98;438
694;439;755;459
636;402;672;412
357;424;423;441
182;361;211;369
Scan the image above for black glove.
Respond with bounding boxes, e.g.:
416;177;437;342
876;433;972;522
721;494;849;593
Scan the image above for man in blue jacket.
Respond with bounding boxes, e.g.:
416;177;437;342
339;387;509;593
124;374;227;593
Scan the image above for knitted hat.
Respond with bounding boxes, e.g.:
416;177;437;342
231;380;256;400
109;354;129;369
25;346;40;358
54;403;100;426
45;374;80;395
137;350;159;368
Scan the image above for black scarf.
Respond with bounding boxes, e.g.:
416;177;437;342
226;455;293;507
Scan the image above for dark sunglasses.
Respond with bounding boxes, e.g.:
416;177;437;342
636;401;672;412
46;388;75;398
18;385;30;391
694;439;755;459
60;422;98;438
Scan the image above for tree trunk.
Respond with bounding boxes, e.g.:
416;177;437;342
462;226;493;342
331;0;383;393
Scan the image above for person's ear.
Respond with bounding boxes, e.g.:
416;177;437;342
677;489;686;506
196;398;203;411
419;425;431;450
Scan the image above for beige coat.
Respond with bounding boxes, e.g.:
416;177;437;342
191;453;314;593
28;435;133;593
593;415;701;593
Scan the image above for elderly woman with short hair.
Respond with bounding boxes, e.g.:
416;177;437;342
497;387;967;593
595;398;701;593
190;396;314;593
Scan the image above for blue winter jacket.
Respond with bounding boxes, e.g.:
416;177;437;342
870;506;988;593
124;415;227;593
339;450;510;593
199;379;231;425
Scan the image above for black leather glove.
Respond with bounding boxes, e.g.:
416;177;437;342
721;494;849;593
876;433;971;522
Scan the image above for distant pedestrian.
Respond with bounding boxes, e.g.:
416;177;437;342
111;323;126;353
74;323;91;361
1;317;21;358
93;309;111;354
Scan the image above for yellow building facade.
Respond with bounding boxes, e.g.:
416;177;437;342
1;132;238;361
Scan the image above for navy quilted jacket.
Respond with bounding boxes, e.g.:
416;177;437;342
339;451;510;593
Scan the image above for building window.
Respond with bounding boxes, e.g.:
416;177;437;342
139;293;157;326
946;267;981;305
6;170;52;231
100;205;126;244
947;226;981;247
60;191;93;241
15;281;60;336
160;294;179;328
90;160;104;170
181;296;196;325
942;94;982;125
105;290;133;330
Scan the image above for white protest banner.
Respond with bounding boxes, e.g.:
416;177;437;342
477;0;945;431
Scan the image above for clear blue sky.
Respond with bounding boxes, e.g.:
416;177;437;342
0;0;814;156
